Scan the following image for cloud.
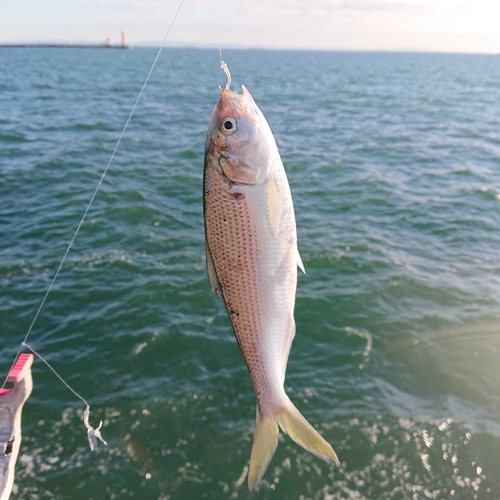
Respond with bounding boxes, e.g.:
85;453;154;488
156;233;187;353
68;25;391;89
412;1;500;36
231;0;429;19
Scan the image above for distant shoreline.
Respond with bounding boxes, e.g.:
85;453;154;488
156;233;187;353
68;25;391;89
0;43;130;49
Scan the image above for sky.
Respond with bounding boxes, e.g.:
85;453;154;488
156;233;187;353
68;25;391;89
2;0;500;54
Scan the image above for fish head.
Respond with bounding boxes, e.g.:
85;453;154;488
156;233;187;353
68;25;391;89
207;85;274;185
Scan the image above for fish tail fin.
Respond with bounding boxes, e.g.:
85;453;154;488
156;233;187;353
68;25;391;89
276;398;340;467
248;406;279;491
248;398;339;490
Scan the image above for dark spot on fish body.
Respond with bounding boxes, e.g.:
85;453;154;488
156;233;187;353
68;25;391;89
229;192;245;200
5;438;14;455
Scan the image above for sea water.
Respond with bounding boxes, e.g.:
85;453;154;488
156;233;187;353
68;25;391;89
1;47;500;499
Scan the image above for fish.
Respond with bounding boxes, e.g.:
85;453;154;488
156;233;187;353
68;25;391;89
203;84;339;490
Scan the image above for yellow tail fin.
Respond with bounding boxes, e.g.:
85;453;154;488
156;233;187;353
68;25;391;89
248;399;339;490
276;400;339;466
248;407;279;490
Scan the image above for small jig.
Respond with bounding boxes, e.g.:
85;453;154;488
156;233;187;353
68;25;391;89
84;405;107;451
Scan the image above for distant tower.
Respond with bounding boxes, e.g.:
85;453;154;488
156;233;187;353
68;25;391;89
121;31;127;49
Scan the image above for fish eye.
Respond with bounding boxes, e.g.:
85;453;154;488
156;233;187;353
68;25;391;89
219;117;237;135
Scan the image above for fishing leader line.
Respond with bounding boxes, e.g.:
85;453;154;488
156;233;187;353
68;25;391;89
2;0;185;451
214;0;231;89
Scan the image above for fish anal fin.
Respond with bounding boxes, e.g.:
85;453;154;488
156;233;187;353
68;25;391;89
297;249;305;274
205;243;222;298
276;399;339;467
248;406;279;491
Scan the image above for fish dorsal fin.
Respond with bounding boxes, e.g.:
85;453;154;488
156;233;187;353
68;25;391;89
297;249;306;274
267;176;284;235
205;243;222;298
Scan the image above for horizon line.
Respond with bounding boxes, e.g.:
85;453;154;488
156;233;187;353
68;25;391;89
0;41;498;56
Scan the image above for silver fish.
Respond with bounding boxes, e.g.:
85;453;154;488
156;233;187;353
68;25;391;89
203;85;339;490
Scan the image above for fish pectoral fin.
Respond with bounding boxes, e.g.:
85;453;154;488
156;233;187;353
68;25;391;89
276;398;339;467
205;243;222;298
267;176;284;235
297;249;306;274
248;406;279;491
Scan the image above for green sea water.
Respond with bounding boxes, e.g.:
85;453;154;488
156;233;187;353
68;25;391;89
1;47;500;499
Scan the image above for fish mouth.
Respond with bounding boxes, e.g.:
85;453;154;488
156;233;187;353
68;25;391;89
216;85;258;124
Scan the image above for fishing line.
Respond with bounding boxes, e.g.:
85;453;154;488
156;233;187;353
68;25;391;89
214;0;231;89
2;0;185;450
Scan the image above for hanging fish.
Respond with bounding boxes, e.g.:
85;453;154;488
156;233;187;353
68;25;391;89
203;83;339;490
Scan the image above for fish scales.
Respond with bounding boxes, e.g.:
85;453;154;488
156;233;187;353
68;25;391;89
204;163;296;405
203;85;339;490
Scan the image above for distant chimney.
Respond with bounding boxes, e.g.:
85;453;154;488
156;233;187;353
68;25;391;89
121;31;126;48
